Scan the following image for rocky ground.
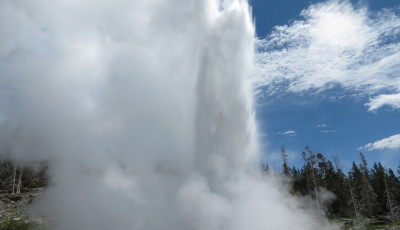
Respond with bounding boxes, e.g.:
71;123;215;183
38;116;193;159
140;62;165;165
0;189;45;230
334;217;400;230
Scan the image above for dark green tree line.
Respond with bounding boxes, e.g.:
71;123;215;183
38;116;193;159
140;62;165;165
0;159;48;193
274;146;400;219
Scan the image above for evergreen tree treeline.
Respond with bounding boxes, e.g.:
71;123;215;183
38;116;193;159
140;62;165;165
272;146;400;219
0;159;48;194
2;146;399;220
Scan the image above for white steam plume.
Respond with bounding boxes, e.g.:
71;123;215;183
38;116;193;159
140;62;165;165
0;0;330;229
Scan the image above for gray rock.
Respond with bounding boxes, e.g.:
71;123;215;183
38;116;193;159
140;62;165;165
9;195;22;201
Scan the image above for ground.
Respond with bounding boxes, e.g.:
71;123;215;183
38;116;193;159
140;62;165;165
0;190;44;230
334;217;400;230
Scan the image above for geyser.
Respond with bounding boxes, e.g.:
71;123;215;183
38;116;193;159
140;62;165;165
0;0;330;229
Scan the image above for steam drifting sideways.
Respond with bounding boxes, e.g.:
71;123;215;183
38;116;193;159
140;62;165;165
0;0;330;229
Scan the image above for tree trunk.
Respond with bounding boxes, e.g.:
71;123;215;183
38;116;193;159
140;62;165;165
383;172;394;220
16;166;23;194
347;177;360;221
310;162;321;216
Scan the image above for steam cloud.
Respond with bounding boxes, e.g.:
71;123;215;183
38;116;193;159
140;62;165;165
1;0;330;229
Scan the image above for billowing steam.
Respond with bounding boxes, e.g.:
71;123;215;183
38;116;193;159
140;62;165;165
1;0;330;229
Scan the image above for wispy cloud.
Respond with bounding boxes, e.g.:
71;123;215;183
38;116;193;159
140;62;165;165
253;0;400;111
319;130;331;134
359;134;400;151
366;93;400;111
278;130;297;136
316;124;340;133
319;128;340;134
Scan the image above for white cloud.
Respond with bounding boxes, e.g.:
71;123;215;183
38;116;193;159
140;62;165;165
359;134;400;151
319;129;340;134
366;93;400;111
316;125;340;133
278;130;297;136
319;130;330;133
253;0;400;111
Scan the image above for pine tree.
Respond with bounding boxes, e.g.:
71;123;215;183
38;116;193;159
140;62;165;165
0;159;49;192
371;163;386;214
303;145;321;215
0;160;15;192
331;156;352;217
292;166;309;196
398;161;400;176
302;153;312;196
12;163;16;195
281;145;290;176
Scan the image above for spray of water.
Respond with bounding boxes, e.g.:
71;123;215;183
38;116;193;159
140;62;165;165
0;0;331;229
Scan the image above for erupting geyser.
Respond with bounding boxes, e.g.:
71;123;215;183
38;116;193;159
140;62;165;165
0;0;330;229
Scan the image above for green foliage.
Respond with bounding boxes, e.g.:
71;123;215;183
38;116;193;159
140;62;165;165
281;145;290;176
0;160;15;191
0;220;36;230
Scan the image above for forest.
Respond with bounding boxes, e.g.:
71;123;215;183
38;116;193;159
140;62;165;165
0;160;48;194
1;147;400;221
263;145;400;222
1;146;399;222
1;146;400;229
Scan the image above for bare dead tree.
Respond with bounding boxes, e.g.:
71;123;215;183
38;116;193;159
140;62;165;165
383;169;398;220
359;153;377;217
16;165;23;194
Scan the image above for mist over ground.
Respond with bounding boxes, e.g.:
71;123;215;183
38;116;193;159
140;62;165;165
0;0;331;229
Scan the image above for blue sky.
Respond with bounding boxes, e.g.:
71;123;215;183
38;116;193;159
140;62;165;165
251;0;400;171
